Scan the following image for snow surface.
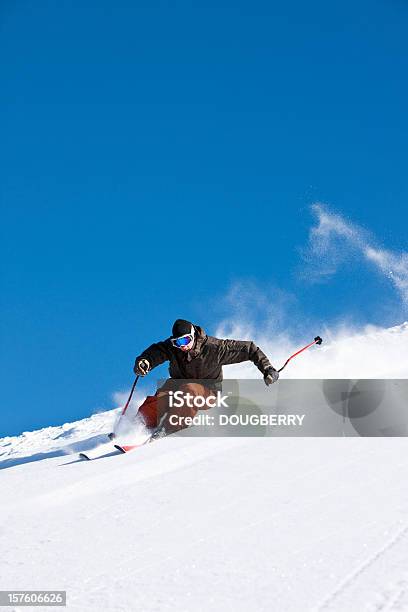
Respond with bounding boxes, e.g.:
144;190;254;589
1;323;408;611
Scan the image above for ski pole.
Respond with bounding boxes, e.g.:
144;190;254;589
277;336;322;373
121;375;140;416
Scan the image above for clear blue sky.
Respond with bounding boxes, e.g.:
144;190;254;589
1;0;407;436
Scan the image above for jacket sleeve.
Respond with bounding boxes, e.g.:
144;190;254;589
134;341;171;372
217;339;273;375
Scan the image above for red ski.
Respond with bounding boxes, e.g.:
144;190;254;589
113;443;142;453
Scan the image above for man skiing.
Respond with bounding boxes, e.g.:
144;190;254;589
133;319;279;436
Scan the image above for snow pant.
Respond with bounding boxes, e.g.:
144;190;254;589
137;380;217;434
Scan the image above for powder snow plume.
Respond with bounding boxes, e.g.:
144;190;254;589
216;321;408;379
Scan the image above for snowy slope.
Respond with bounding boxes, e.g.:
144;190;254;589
3;436;408;612
1;323;408;612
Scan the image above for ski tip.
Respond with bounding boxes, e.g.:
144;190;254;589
113;444;140;453
79;452;91;461
113;444;127;453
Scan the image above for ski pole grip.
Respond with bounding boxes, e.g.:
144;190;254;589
314;336;323;345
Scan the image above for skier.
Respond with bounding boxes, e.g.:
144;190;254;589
133;319;279;436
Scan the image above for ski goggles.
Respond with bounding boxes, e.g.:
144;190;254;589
171;333;194;348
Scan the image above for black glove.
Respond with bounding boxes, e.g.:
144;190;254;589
264;367;279;386
134;358;150;376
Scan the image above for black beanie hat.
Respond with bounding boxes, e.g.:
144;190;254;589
172;319;194;338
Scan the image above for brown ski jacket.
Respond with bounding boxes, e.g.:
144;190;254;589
134;325;273;383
